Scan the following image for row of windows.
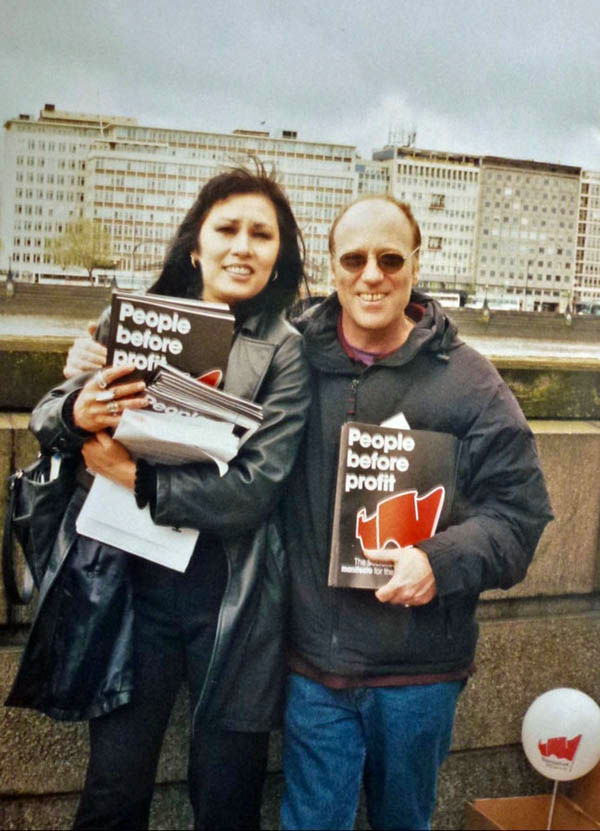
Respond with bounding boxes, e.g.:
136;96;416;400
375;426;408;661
21;139;86;152
119;127;350;157
425;264;471;275
398;164;478;182
90;168;352;193
16;156;86;170
483;226;571;238
422;222;474;233
481;243;570;257
479;269;568;282
15;174;85;187
483;186;577;201
484;171;579;187
483;202;574;215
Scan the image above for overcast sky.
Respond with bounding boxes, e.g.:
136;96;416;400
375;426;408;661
3;0;600;169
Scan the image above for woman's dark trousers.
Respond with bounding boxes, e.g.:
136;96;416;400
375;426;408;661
73;546;269;830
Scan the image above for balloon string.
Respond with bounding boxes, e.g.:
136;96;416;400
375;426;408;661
547;779;559;831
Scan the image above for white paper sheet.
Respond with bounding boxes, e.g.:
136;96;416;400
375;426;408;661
114;409;239;475
76;475;199;572
380;411;411;429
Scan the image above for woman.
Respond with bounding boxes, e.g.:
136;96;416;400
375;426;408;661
6;166;310;830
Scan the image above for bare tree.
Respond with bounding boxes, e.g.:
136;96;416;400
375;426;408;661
46;219;115;282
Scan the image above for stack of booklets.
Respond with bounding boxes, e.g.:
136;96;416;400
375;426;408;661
328;421;459;590
145;364;263;438
76;291;262;573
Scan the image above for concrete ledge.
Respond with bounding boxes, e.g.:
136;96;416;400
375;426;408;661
0;340;69;410
435;745;550;831
1;338;599;416
498;367;600;419
3;605;597;790
0;746;556;831
0;648;191;795
1;283;112;318
483;423;600;600
0;782;193;831
450;307;600;343
453;610;600;751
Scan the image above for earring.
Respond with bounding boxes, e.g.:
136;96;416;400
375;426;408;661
270;269;279;283
190;253;198;269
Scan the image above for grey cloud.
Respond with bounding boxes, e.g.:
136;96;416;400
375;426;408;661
2;0;599;168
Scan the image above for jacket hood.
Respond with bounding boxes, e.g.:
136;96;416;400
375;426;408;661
296;290;462;372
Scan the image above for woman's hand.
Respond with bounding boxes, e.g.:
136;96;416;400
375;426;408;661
73;365;148;433
64;321;108;379
82;431;136;491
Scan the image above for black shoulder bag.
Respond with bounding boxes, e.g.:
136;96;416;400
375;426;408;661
2;453;76;604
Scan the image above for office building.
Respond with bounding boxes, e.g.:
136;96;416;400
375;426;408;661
1;105;356;290
371;145;481;292
575;170;600;311
2;105;598;311
474;157;580;311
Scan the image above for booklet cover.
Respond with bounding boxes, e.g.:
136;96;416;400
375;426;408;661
328;422;460;589
105;291;234;381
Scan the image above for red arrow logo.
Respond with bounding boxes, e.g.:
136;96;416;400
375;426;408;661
355;486;445;552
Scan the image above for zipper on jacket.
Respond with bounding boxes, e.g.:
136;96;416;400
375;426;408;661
347;377;360;419
327;375;361;666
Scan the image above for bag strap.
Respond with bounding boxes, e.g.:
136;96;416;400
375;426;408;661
2;473;35;605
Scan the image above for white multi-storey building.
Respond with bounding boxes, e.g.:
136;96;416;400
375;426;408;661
1;105;356;290
575;170;600;311
356;158;391;195
474;157;580;312
370;146;480;292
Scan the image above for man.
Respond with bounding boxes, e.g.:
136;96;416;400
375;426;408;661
281;195;552;830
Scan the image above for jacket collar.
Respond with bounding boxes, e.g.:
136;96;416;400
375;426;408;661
224;310;278;401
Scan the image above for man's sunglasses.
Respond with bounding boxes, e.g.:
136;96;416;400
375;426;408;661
338;246;420;274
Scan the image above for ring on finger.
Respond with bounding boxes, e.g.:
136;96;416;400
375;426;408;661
94;370;108;390
106;400;119;415
95;389;115;402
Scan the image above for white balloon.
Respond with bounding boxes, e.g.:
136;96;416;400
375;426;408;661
522;688;600;781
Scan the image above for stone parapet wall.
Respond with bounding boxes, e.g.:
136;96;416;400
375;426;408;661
1;282;113;320
0;345;599;829
2;334;600;418
449;306;600;343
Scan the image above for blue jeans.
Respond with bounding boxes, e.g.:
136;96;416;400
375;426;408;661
281;673;463;831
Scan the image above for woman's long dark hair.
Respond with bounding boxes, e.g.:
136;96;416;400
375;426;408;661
149;161;305;319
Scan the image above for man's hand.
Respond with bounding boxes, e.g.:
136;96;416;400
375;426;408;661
64;321;108;379
363;546;437;606
82;430;136;491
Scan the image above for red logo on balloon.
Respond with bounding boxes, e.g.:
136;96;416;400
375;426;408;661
538;735;582;762
355;486;445;553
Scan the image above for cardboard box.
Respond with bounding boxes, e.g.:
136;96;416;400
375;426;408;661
465;761;600;830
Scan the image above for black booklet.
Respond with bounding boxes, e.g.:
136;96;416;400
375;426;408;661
106;291;234;382
328;422;459;589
